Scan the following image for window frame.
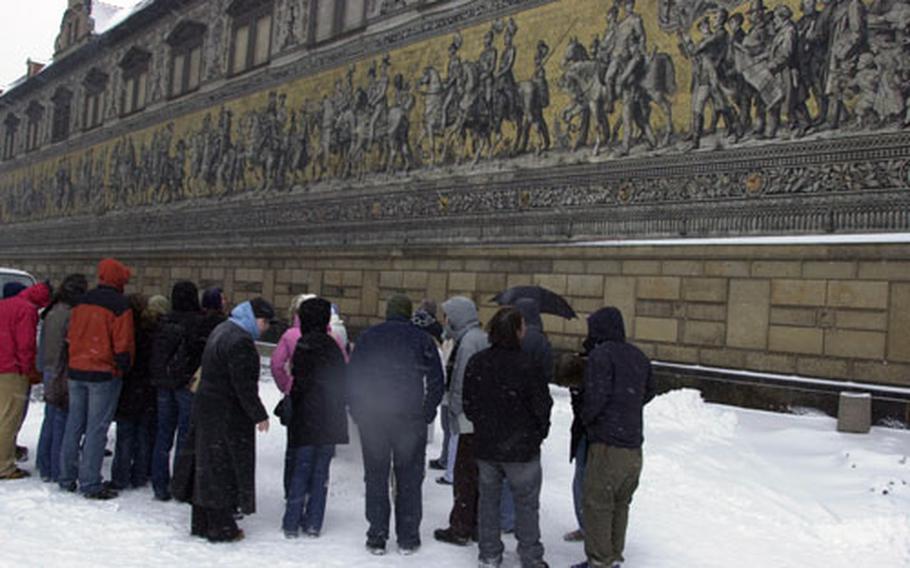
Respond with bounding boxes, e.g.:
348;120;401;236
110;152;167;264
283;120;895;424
119;47;152;117
227;0;274;77
51;88;73;143
308;0;368;46
83;68;109;131
3;114;19;161
167;21;206;99
24;102;43;153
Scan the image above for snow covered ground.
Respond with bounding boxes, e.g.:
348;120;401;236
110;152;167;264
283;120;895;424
2;382;909;568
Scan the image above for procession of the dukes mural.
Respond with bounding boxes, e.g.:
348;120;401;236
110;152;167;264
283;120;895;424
2;0;909;224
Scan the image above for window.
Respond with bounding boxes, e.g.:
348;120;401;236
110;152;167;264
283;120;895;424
167;21;206;98
310;0;366;45
3;114;19;160
119;47;151;116
83;68;108;130
25;102;43;152
228;0;273;76
51;88;73;143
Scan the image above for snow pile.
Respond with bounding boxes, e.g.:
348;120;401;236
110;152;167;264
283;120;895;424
645;388;738;440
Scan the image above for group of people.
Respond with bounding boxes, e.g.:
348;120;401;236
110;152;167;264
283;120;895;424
0;259;657;568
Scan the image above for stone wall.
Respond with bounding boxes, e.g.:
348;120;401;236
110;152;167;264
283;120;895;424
7;241;910;387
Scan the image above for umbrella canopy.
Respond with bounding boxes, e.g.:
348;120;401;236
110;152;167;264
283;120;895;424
491;285;577;319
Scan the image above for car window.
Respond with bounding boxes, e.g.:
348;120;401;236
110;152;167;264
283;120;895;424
0;273;36;291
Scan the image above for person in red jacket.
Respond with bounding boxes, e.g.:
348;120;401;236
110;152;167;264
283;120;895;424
59;258;136;499
0;281;52;480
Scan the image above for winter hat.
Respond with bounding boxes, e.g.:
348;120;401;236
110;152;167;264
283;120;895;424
171;280;201;312
386;293;413;320
147;295;171;319
97;258;131;292
411;308;443;343
417;298;438;318
249;297;277;322
298;297;331;335
2;281;26;299
201;287;224;311
58;273;88;306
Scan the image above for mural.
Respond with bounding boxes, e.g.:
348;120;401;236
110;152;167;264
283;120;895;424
2;0;909;224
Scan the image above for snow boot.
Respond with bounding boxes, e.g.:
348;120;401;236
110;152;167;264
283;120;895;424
434;527;470;546
366;537;386;555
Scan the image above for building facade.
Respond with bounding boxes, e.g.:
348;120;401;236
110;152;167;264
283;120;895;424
1;0;909;405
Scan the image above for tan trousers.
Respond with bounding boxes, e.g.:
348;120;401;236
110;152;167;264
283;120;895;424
0;373;29;477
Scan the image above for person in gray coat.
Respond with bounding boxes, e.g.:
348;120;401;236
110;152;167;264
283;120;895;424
434;296;490;545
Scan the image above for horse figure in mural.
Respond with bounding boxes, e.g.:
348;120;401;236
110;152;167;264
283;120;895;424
312;95;353;180
417;66;457;164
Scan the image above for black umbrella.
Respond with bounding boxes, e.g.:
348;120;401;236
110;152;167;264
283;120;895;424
491;285;577;319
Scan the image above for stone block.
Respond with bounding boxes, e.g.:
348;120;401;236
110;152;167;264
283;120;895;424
636;300;673;318
553;260;586;273
796;357;850;380
571;297;606;313
771;280;827;307
379;271;403;289
853;362;910;386
662;260;703;276
683;278;727;303
634;317;678;343
171;267;192;280
623;260;660;275
705;260;750;278
236;268;264;282
726;280;770;349
427;273;448;304
836;310;887;331
888;283;910;362
403;271;429;290
837;392;871;434
683;321;726;346
827;281;888;310
449;272;477;291
858;261;910;281
564;316;588;336
686;303;726;321
567;275;604;298
476;272;507;293
439;259;464;271
769;326;824;355
507;274;532;289
541;314;566;334
699;348;746;369
464;259;492;272
752;261;802;278
342;270;363;287
323;270;343;286
586;260;622;274
744;352;796;374
657;344;700;363
803;261;855;279
604;276;637;337
520;260;552;273
533;274;567;295
825;330;886;360
770;307;817;327
637;277;681;300
275;269;292;284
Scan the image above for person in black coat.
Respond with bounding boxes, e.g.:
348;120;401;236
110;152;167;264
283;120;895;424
111;294;168;490
464;306;553;568
571;306;656;568
281;297;349;538
149;281;207;501
176;298;274;543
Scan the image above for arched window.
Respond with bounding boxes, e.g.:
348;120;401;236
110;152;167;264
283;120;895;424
167;20;206;97
227;0;273;76
119;47;151;116
51;88;73;142
3;114;19;160
25;101;44;152
83;68;109;130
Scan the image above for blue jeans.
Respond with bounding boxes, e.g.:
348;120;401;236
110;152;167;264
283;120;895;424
477;458;545;567
36;371;67;481
112;413;155;489
151;387;193;499
282;445;335;535
573;435;589;531
359;417;427;548
501;481;515;532
58;378;122;495
434;403;451;465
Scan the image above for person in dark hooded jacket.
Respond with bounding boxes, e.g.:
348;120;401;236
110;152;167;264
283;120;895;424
282;297;349;538
571;307;656;568
149;281;206;501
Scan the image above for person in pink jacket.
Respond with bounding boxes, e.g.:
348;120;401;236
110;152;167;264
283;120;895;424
271;294;348;395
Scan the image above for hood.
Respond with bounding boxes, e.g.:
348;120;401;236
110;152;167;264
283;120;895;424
299;298;331;335
442;296;480;340
513;297;543;329
97;258;131;292
586;307;626;348
170;280;200;313
229;301;260;340
201;287;224;312
20;282;52;309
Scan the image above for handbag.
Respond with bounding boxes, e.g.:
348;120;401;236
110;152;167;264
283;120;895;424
273;395;292;426
45;370;69;409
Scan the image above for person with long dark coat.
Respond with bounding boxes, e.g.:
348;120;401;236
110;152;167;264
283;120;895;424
177;297;274;543
282;297;349;538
